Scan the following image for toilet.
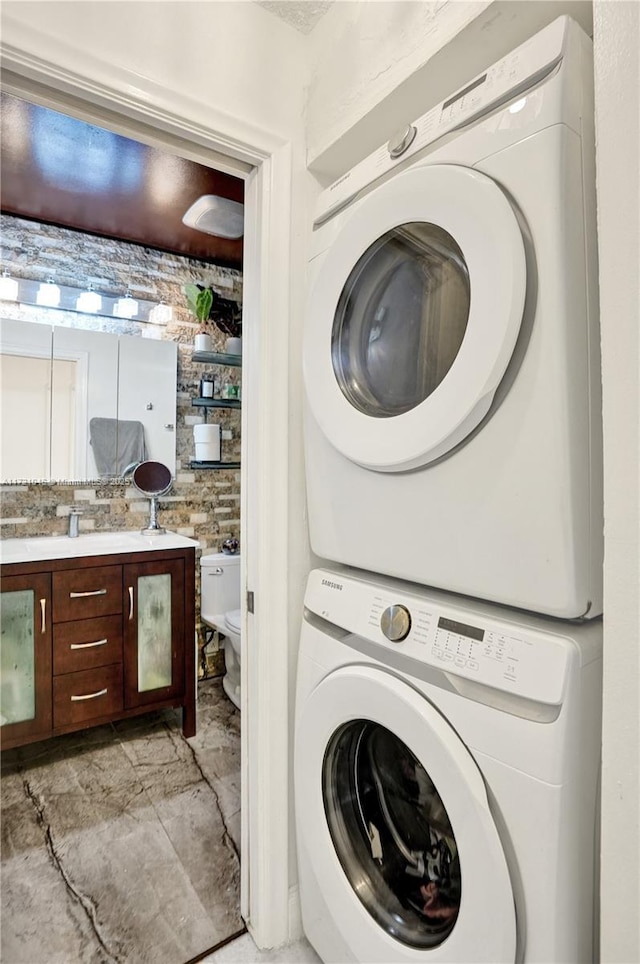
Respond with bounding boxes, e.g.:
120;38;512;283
200;551;241;708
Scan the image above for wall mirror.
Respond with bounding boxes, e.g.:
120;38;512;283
0;318;177;482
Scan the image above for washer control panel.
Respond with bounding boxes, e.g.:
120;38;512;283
306;570;572;705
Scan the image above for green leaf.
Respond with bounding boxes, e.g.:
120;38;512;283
184;283;201;314
195;287;213;323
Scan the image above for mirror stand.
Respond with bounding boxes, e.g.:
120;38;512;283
132;461;173;536
142;495;165;535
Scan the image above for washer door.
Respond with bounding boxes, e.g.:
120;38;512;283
295;665;516;962
304;164;526;471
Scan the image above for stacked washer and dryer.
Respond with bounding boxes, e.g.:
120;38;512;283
296;16;603;964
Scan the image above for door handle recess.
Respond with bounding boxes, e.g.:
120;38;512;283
70;638;108;650
70;688;108;702
69;589;107;598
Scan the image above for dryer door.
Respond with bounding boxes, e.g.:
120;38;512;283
304;164;526;471
295;665;517;963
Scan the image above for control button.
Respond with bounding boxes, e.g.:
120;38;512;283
380;604;412;643
454;657;466;667
387;125;417;159
444;652;454;662
468;660;479;671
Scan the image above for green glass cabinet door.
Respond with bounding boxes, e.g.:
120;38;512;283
123;559;185;709
0;572;52;748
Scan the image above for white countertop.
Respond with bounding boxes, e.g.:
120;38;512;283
0;531;199;565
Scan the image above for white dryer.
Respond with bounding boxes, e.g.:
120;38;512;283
303;16;602;619
295;567;602;964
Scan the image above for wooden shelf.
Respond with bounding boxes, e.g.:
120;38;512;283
190;461;241;470
192;350;242;367
192;397;241;411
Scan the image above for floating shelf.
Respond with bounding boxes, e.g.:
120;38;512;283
192;350;242;368
192;397;241;411
190;460;241;470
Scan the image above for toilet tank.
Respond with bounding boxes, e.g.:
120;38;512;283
200;552;241;627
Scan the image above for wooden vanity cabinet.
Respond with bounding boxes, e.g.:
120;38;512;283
1;546;195;750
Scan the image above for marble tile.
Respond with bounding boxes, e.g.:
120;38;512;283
1;679;242;964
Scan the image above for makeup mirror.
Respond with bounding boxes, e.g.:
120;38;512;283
132;461;172;534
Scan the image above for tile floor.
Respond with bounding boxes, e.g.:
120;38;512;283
1;678;242;964
204;933;322;963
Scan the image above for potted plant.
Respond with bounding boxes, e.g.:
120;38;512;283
185;283;242;354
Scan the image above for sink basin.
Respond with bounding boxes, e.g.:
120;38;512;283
0;530;199;565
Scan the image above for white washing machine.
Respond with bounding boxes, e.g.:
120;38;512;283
295;567;602;963
303;16;602;619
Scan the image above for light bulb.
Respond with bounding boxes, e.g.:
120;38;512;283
36;281;61;307
148;303;172;325
76;289;102;313
0;274;18;301
113;294;138;318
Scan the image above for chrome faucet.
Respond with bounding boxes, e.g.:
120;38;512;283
68;507;83;538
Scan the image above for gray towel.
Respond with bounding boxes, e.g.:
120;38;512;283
90;418;147;477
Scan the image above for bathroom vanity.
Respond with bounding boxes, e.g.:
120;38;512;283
0;532;197;750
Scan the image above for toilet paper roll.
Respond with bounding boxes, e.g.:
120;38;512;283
194;423;221;462
194;423;221;443
195;441;221;462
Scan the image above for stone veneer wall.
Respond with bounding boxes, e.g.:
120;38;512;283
0;214;243;642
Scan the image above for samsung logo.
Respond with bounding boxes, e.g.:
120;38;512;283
321;579;343;591
329;171;351;193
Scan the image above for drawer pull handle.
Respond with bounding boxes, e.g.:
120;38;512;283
40;598;46;634
70;688;108;702
69;589;107;598
70;638;108;650
128;586;134;620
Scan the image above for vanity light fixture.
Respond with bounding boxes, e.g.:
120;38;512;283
148;302;173;325
0;265;176;325
76;286;102;313
36;279;61;307
113;292;139;319
0;272;18;301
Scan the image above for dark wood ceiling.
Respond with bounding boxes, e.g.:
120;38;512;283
0;93;244;268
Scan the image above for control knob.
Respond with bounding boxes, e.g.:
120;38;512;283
387;124;417;159
380;604;412;642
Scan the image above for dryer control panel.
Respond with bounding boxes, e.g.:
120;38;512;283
306;569;575;705
314;16;570;225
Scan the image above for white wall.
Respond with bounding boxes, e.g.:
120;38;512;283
593;3;640;961
1;1;305;143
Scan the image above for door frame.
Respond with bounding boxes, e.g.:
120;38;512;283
0;32;293;950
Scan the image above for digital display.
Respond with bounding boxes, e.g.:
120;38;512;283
438;616;484;642
442;73;488;111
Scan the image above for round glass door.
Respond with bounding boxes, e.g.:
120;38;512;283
323;720;461;949
304;164;526;471
332;224;470;418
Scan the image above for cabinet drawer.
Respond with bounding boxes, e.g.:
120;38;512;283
53;566;122;623
53;664;123;728
53;615;122;676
